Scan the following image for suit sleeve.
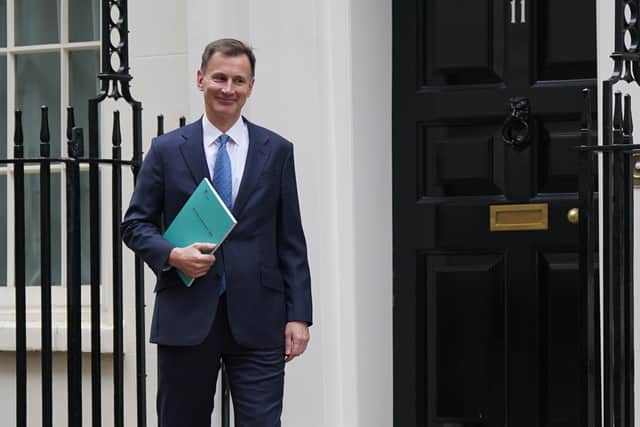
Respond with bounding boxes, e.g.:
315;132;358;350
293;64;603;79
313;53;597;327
277;144;313;325
121;141;175;275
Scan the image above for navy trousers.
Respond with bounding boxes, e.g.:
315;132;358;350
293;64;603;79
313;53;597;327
157;296;285;427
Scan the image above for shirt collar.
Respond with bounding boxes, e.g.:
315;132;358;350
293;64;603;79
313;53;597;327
202;115;246;147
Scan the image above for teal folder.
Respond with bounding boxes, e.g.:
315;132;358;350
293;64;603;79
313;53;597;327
163;177;237;286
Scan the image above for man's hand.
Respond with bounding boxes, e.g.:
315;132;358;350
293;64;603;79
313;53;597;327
168;242;216;278
284;321;310;362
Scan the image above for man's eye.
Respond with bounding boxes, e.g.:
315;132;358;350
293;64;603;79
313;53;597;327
212;76;226;82
233;78;246;84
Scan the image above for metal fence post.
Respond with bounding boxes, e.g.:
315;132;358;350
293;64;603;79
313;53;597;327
40;105;53;427
14;110;26;427
111;111;125;427
66;127;83;427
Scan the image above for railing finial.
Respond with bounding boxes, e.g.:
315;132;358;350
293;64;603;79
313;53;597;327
66;107;76;142
40;106;50;145
112;111;122;147
157;115;164;136
623;94;633;137
14;110;23;148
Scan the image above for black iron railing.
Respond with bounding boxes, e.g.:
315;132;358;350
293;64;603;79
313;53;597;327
4;1;232;425
576;0;640;420
575;1;640;426
11;106;78;427
1;106;101;426
578;94;637;427
5;110;233;427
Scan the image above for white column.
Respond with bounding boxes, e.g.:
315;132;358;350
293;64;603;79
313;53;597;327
348;0;393;424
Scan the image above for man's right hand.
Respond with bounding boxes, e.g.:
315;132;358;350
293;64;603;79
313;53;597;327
167;242;217;278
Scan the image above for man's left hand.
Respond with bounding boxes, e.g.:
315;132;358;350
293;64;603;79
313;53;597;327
284;321;310;362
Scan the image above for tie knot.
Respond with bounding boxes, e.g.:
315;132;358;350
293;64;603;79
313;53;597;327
218;134;230;147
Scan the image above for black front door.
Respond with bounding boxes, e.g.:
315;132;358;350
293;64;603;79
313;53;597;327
393;1;597;426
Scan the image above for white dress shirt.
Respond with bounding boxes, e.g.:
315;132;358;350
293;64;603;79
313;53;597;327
202;115;249;206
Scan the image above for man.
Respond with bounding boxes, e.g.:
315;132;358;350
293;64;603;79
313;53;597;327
121;38;312;427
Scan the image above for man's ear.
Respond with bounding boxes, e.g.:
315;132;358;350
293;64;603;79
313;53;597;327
196;69;204;91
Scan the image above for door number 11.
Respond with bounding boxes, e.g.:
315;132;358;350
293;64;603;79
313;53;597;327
510;0;526;24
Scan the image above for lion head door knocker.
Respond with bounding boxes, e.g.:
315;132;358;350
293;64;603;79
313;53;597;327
502;97;531;150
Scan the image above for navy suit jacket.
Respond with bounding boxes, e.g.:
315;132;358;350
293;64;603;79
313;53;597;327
121;118;312;348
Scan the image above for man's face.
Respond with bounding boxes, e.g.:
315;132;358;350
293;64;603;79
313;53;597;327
197;52;254;125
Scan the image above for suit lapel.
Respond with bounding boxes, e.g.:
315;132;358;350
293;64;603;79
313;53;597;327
178;120;210;185
232;119;271;217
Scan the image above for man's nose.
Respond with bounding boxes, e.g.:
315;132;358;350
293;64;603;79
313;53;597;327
221;79;233;93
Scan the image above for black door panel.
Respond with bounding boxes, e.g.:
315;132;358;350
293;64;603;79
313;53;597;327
423;252;506;425
534;0;597;82
419;0;506;87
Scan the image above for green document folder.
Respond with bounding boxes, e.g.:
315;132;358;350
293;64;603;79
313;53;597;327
163;178;237;286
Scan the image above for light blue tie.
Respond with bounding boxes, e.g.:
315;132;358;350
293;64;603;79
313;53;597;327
212;134;232;294
212;134;232;209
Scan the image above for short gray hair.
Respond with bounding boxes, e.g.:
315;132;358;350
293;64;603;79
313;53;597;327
200;38;256;76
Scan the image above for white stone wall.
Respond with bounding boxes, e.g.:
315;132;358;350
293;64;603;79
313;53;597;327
185;1;393;426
